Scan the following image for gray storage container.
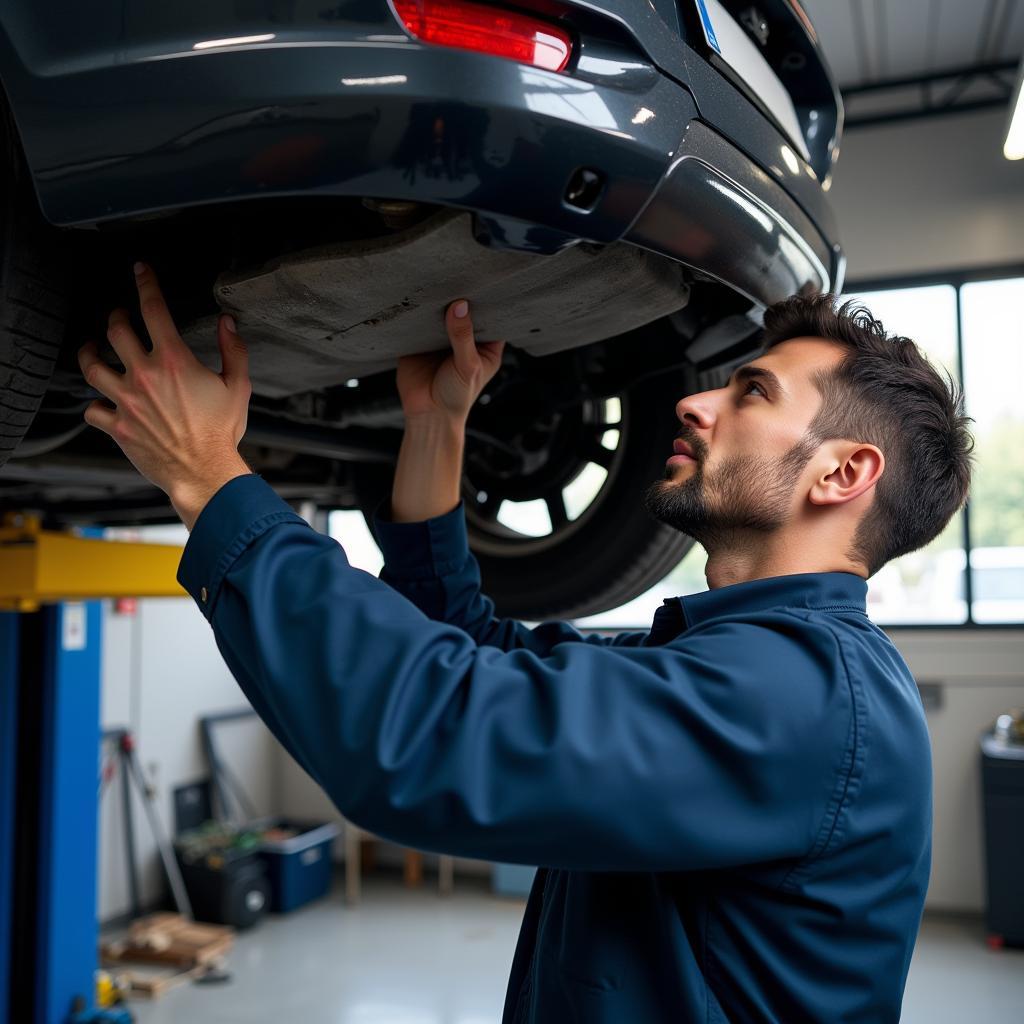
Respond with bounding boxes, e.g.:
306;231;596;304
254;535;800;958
980;712;1024;948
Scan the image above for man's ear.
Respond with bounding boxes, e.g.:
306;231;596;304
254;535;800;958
808;442;885;507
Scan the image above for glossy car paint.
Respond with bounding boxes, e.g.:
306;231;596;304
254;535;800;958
0;0;843;300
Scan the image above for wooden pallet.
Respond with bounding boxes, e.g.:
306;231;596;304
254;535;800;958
100;913;234;969
109;961;217;999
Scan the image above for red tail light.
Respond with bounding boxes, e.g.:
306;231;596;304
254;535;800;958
392;0;573;72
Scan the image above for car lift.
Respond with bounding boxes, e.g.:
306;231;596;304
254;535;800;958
0;512;186;1024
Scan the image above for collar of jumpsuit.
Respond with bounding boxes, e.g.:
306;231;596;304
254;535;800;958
177;476;930;1024
647;569;870;644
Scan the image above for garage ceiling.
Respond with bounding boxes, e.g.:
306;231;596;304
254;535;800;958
800;0;1024;126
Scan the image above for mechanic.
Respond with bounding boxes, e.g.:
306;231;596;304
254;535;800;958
78;262;973;1023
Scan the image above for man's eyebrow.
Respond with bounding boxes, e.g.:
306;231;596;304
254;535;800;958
729;364;787;397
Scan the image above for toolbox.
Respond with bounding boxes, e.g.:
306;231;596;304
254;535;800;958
257;819;340;913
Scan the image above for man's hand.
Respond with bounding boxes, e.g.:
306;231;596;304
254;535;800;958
77;262;252;530
396;299;505;423
390;299;505;523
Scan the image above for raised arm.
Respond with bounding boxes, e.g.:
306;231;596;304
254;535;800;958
389;297;503;523
385;300;646;652
177;476;851;873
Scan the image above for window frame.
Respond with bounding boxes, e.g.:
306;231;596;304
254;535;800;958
845;262;1024;631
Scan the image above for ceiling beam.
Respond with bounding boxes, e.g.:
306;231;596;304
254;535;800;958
845;96;1015;130
842;59;1018;128
842;59;1018;96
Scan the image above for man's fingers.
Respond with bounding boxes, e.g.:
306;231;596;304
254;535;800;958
217;314;250;392
445;298;481;382
83;398;117;435
479;339;505;371
78;340;125;400
106;308;146;368
133;262;183;350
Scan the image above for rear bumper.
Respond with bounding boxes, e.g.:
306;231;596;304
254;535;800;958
2;18;842;301
625;119;840;305
12;40;691;249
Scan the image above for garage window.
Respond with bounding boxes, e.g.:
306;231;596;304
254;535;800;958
574;270;1024;630
843;282;965;626
958;275;1024;624
848;273;1024;626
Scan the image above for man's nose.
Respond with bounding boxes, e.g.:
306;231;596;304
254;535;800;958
675;390;715;429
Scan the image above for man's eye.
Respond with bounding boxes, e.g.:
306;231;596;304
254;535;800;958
744;381;767;397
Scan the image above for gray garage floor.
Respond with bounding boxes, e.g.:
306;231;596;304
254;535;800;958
121;872;1024;1024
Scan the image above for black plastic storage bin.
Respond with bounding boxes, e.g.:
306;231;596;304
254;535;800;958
174;830;271;930
980;714;1024;948
257;819;339;913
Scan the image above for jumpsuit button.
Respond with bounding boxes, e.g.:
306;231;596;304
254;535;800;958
200;586;208;602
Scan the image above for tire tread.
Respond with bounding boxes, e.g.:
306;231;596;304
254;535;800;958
0;95;67;467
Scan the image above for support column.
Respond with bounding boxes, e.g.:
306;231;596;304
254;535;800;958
9;603;103;1024
0;613;19;1024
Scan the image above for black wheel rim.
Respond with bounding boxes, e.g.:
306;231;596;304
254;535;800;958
463;393;629;557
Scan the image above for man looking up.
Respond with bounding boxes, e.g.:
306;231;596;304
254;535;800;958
79;265;972;1023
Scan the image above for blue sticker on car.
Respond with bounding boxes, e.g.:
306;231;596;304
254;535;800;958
693;0;722;55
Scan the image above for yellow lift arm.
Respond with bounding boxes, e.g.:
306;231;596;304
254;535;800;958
0;513;185;612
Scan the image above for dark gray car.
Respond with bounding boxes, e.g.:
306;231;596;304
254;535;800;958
0;0;843;617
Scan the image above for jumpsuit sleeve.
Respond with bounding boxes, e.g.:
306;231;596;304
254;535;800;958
178;474;853;872
372;501;649;653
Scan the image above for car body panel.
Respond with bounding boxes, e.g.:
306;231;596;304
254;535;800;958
0;0;843;299
626;118;831;307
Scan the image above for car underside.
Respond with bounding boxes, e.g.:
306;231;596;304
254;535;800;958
0;0;844;618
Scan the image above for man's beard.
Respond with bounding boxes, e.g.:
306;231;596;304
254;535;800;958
643;433;818;553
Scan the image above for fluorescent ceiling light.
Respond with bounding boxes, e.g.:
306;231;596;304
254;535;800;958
1005;57;1024;160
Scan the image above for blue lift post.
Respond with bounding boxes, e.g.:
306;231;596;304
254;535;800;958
5;604;104;1023
1;516;185;1024
39;602;105;1021
0;611;19;1022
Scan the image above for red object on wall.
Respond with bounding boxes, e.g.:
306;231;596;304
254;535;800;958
114;597;137;615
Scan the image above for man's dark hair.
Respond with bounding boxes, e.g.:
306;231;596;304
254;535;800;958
760;292;974;576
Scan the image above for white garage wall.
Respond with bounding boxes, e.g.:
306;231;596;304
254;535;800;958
829;108;1024;279
886;631;1024;910
97;527;285;923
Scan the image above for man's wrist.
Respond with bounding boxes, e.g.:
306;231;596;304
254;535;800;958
392;413;466;524
403;410;468;433
169;455;253;531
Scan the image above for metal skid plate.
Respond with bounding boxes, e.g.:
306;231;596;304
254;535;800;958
179;210;691;398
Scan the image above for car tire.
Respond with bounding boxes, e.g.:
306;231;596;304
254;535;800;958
357;368;697;622
462;369;696;621
0;97;66;470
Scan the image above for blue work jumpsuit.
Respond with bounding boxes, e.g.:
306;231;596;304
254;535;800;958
178;474;932;1023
